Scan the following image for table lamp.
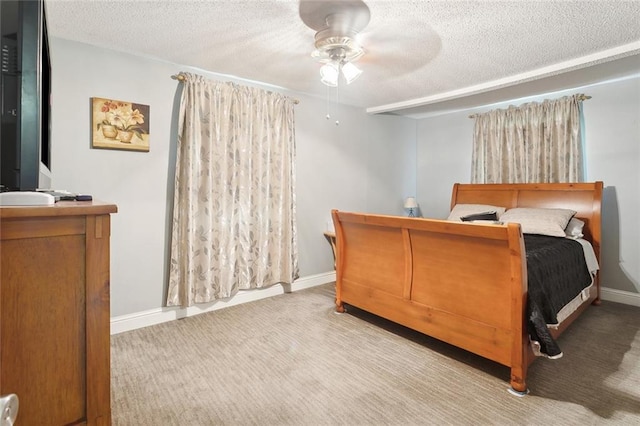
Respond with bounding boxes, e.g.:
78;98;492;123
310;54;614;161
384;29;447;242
404;197;418;217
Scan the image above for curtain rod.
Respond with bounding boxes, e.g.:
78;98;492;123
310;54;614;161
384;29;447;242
171;73;300;104
468;94;591;118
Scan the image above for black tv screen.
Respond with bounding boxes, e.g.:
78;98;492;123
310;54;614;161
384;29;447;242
1;0;51;191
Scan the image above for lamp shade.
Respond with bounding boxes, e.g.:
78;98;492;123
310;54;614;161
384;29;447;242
404;197;418;209
341;61;362;84
320;63;339;87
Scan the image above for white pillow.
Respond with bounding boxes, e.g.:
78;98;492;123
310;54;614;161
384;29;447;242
500;207;576;237
564;217;585;239
447;204;506;222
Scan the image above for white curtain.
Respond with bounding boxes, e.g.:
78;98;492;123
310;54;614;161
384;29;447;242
167;73;298;307
471;94;584;183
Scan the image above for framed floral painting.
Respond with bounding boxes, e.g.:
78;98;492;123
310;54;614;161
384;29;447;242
91;97;150;152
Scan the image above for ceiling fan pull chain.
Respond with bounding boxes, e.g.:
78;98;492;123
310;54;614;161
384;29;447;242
326;84;331;121
335;83;340;126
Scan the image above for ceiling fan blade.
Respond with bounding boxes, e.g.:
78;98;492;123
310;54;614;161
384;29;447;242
355;20;442;76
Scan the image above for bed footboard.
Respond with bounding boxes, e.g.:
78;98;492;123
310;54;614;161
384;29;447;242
331;210;530;393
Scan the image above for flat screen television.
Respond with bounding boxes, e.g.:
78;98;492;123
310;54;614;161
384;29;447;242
1;0;51;191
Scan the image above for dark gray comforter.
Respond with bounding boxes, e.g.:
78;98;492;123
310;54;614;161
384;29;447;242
524;235;593;358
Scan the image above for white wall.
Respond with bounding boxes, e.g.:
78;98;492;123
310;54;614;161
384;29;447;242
583;77;640;295
416;113;473;219
49;38;416;317
416;76;640;296
295;102;416;273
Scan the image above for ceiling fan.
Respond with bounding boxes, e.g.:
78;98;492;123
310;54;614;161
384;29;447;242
299;0;371;87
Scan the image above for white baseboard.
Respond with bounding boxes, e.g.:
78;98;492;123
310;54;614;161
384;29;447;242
110;271;336;335
111;276;637;335
600;286;640;307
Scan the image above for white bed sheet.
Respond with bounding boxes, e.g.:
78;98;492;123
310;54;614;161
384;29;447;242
551;237;599;327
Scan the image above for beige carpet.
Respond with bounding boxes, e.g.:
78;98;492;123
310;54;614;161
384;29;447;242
111;284;640;425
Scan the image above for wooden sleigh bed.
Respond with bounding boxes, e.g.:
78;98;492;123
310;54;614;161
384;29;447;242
331;182;603;394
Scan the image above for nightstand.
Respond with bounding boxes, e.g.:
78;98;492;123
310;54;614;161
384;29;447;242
323;231;337;269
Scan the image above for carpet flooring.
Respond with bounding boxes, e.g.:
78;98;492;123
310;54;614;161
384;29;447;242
111;284;640;425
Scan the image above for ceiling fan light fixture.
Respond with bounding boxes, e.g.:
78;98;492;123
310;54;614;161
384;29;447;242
320;62;339;87
300;1;371;88
341;61;362;84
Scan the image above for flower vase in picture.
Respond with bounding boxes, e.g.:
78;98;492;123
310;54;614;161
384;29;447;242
100;125;118;139
91;97;150;152
117;130;134;143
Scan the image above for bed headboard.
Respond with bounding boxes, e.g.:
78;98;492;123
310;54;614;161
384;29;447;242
451;182;603;263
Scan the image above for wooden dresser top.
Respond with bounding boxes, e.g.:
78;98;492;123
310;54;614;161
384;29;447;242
0;200;117;218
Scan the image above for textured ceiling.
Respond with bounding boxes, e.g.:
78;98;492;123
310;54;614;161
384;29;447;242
44;0;640;117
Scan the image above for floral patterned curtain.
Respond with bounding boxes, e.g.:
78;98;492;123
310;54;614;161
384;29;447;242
167;73;298;307
471;94;585;183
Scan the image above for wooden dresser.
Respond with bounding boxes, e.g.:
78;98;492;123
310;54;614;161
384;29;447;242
0;201;117;425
